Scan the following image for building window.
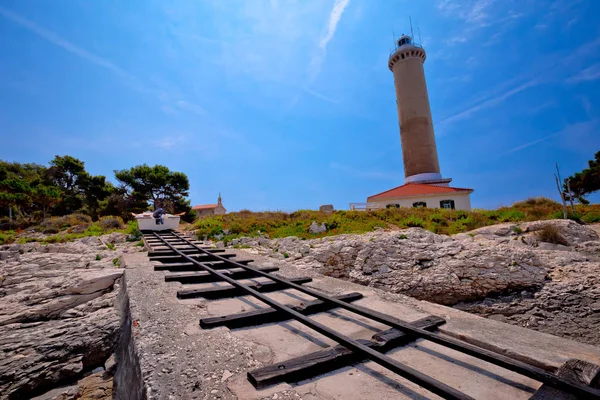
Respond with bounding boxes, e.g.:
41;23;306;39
412;202;427;208
386;204;400;209
440;200;455;209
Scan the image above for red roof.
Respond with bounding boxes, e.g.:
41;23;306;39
192;204;218;210
368;183;473;201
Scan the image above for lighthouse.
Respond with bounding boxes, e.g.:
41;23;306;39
388;35;445;184
358;33;473;211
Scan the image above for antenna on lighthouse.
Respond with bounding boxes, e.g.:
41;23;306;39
417;23;422;45
409;16;414;40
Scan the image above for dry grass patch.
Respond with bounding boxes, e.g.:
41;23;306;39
534;224;569;246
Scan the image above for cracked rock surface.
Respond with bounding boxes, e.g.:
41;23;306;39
454;224;600;346
0;233;140;399
220;220;600;346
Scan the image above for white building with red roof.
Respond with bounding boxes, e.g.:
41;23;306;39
192;193;227;217
366;183;473;211
352;33;473;211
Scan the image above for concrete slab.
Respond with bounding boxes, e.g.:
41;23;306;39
410;300;600;370
121;247;600;400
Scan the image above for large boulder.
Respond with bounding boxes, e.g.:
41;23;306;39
289;228;547;304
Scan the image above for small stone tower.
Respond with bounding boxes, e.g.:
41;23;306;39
388;34;448;184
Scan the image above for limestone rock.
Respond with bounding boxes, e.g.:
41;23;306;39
0;237;127;398
308;221;327;234
234;221;600;305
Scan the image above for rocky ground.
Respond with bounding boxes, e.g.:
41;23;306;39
2;219;599;399
221;219;600;346
0;233;142;400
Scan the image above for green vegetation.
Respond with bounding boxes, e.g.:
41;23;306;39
0;155;192;229
0;230;16;245
0;213;138;245
535;223;569;246
114;164;194;222
193;198;600;241
112;257;121;266
564;150;600;204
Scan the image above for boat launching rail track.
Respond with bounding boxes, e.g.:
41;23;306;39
143;230;600;400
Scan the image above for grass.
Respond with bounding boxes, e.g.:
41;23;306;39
192;198;600;241
0;217;142;245
0;230;16;245
534;224;569;246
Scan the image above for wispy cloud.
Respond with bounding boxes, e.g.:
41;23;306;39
580;96;592;119
0;6;132;80
440;37;600;127
498;121;597;157
567;64;600;84
445;36;467;46
528;100;557;115
498;134;558;156
0;6;205;116
308;0;350;83
437;0;524;44
152;135;189;149
439;80;538;126
438;0;497;26
304;87;339;104
319;0;350;50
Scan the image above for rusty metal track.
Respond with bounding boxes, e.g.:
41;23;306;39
145;230;600;400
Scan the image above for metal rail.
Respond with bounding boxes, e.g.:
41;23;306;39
152;232;472;400
159;231;600;399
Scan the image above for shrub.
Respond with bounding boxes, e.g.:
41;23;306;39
84;223;104;236
512;226;523;234
403;216;425;228
98;216;125;230
582;210;600;223
125;220;142;240
67;213;92;225
42;225;61;234
195;218;225;238
38;218;62;233
181;200;596;240
0;230;16;245
534;224;569;246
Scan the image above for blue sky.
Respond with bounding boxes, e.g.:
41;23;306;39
1;0;599;211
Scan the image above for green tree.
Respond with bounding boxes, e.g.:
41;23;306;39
79;174;114;219
564;151;600;204
47;155;87;214
0;161;62;221
114;164;190;213
31;185;62;219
